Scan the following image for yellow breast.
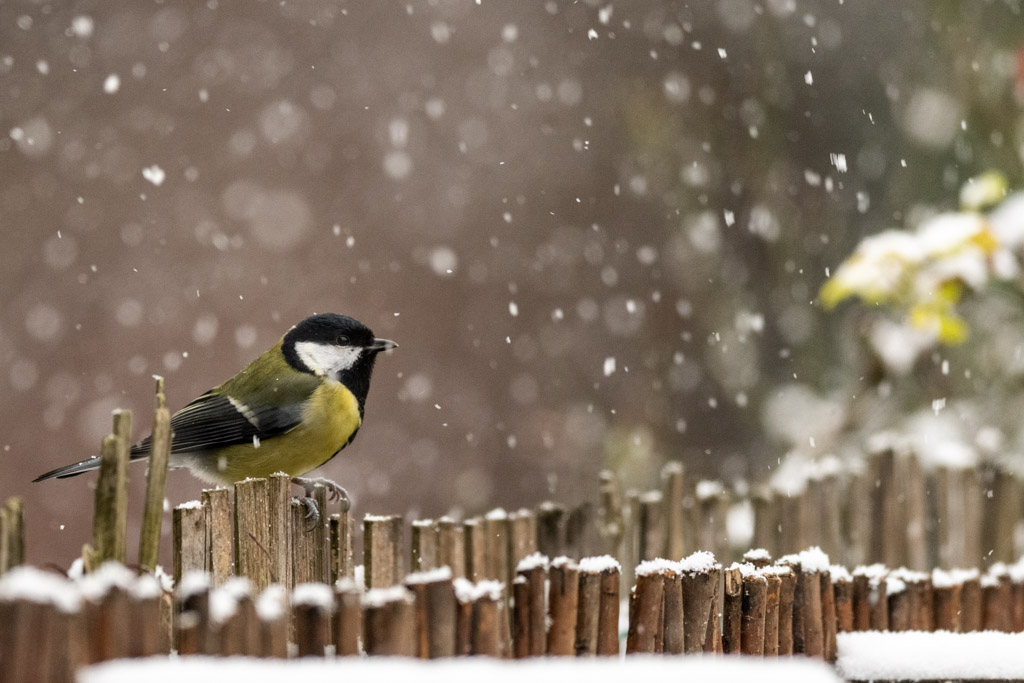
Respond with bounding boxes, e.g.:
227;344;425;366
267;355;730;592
209;380;362;484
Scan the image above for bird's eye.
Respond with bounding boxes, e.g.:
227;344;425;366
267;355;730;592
336;334;351;346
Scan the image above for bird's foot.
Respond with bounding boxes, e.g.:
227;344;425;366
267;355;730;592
295;496;320;531
291;476;351;513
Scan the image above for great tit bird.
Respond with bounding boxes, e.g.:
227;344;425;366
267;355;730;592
34;313;396;509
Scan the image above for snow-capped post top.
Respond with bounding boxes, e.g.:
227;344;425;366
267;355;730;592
452;578;504;603
293;582;334;609
361;585;414;608
636;558;680;577
679;550;719;574
779;547;831;573
404;566;453;585
578;555;621;573
516;552;549;573
0;566;81;613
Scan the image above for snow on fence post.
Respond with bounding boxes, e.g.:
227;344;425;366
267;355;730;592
0;568;83;683
411;519;438;572
484;508;511;587
739;566;767;656
982;568;1012;631
1012;567;1024;632
679;550;720;654
405;567;456;658
202;487;232;585
626;559;667;654
721;564;742;654
514;552;548;656
466;580;505;657
293;582;333;657
364;514;404;588
436;516;466;579
362;585;416;656
832;566;853;634
574;555;620;656
329;509;354;584
267;473;293;590
92;410;131;567
256;585;288;658
333;580;362;656
138;377;171;574
537;501;567;560
175;572;212;655
173;501;207;585
547;556;580;655
511;576;531;658
932;568;965;632
662;462;686;560
234;478;271;592
782;548;827;657
218;583;260;656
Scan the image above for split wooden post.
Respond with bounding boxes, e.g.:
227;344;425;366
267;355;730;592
333;580;362;656
821;570;837;662
234;478;271;592
92;410;131;566
932;570;964;632
575;556;621;656
484;509;511;587
293;583;334;657
267;473;293;589
172;501;207;584
256;585;289;658
679;551;720;654
662;462;686;560
437;517;467;579
364;514;404;588
1;498;25;572
547;557;579;655
468;582;505;656
537;502;567;559
763;570;783;656
961;574;983;631
405;568;456;658
411;519;438;572
329;510;355;584
509;509;538;579
661;563;684;654
202;488;233;585
362;586;416;656
138;377;172;573
722;565;742;654
740;569;767;656
833;569;854;633
515;553;548;656
464;517;486;581
627;561;666;654
777;567;796;655
637;492;664;562
598;470;624;558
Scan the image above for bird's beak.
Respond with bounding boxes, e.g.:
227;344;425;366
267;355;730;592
368;338;398;352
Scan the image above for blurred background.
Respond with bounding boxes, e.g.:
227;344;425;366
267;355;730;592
3;0;1024;569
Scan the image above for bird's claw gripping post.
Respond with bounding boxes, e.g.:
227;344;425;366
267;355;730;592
291;476;351;513
296;496;320;530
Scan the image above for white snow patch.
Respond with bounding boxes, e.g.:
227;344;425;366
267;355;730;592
516;552;549;573
837;631;1024;681
636;558;680;576
362;585;414;608
293;582;334;608
0;566;81;613
142;165;166;186
578;555;621;573
405;566;453;584
603;356;616;376
80;654;843;683
679;550;719;574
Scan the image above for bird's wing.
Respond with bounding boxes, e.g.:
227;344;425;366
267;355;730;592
131;390;304;457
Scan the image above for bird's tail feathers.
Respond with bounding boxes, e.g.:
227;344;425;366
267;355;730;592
33;449;151;482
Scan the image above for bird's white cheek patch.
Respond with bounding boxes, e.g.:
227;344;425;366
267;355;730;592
294;341;362;378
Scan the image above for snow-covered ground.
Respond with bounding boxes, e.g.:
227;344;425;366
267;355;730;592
80;655;841;683
836;631;1024;681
